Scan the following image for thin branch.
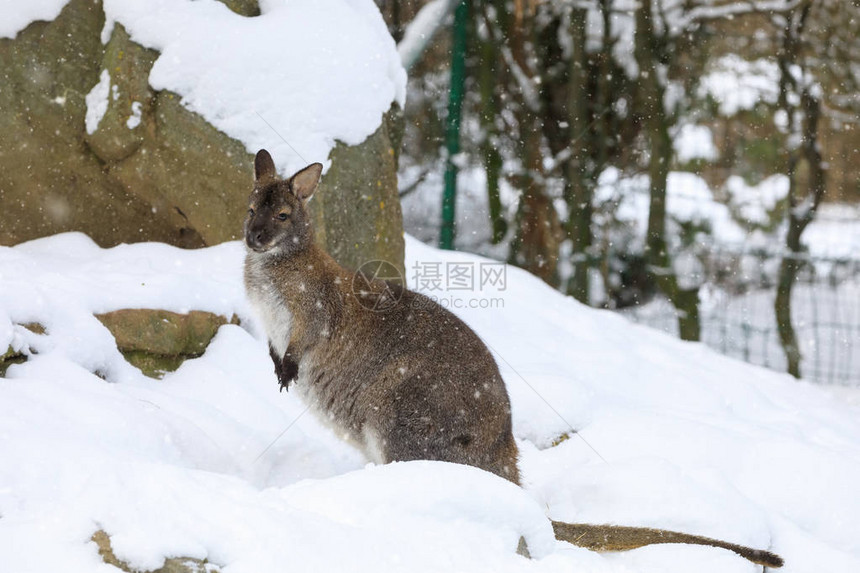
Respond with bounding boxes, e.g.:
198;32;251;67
397;0;460;71
677;0;807;30
479;3;543;113
398;168;431;198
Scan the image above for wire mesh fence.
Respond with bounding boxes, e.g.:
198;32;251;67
617;248;860;386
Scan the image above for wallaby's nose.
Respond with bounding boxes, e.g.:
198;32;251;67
251;232;266;250
246;229;267;251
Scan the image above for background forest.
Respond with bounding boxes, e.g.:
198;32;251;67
379;0;860;384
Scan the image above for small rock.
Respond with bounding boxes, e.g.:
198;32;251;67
92;530;217;573
1;323;46;377
95;309;237;377
96;309;236;356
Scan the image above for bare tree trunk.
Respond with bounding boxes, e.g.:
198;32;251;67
775;254;802;378
774;3;826;378
476;19;507;244
565;6;592;302
505;3;562;286
509;117;562;286
635;0;701;341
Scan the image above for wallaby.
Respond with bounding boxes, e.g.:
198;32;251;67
243;149;783;569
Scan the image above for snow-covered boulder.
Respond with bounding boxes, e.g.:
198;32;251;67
0;0;405;272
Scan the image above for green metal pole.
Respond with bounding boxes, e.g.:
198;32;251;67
439;0;468;250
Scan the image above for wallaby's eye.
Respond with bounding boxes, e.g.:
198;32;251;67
248;208;255;216
277;212;288;221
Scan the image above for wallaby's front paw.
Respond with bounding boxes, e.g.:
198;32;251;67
278;355;299;392
275;369;292;392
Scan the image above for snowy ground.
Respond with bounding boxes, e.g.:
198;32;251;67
2;233;860;572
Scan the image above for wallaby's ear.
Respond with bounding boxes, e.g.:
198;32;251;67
289;163;323;201
255;149;277;182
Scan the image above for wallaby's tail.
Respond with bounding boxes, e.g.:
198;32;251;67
551;521;783;568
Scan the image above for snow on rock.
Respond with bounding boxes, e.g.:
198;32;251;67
2;232;860;572
126;101;142;129
84;69;111;135
0;0;69;39
9;0;406;176
97;0;406;176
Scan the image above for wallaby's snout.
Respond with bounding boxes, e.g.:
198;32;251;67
243;209;275;252
245;226;269;252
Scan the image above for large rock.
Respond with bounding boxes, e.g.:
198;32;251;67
311;105;405;275
0;0;171;246
0;0;405;273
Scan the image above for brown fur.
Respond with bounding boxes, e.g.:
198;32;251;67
244;150;519;482
551;522;782;567
243;150;782;568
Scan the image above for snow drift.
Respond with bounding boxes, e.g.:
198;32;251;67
1;233;859;572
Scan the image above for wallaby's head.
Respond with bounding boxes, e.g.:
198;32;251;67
244;149;323;256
